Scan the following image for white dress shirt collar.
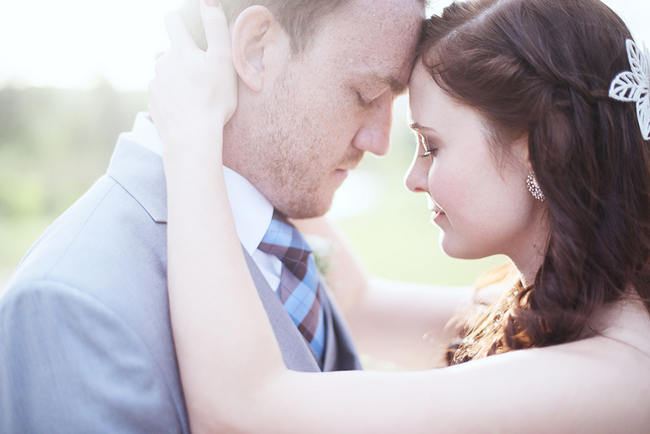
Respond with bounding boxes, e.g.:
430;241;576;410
123;112;274;256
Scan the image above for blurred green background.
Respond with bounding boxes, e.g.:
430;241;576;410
0;84;504;290
2;0;647;291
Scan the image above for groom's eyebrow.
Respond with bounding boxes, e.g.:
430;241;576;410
377;74;409;94
363;72;408;95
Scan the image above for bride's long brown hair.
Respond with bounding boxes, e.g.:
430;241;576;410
418;0;650;363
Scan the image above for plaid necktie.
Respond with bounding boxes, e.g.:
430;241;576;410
258;209;326;364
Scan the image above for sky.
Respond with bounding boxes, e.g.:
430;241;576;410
0;0;648;91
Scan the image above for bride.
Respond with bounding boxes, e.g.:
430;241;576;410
150;0;650;431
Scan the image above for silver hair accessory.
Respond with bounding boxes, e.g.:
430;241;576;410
526;171;545;202
609;39;650;140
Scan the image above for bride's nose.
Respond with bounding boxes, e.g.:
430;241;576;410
404;156;429;193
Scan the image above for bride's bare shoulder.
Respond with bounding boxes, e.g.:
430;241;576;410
440;302;650;432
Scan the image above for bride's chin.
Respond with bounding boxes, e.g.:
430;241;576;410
438;234;488;260
439;242;463;259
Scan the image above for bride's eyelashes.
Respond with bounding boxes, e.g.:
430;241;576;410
416;132;438;158
419;148;437;158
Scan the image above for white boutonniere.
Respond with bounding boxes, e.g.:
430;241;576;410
305;235;334;277
609;38;650;140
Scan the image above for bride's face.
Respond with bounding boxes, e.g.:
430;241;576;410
405;61;544;260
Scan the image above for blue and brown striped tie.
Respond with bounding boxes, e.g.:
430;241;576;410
258;210;325;365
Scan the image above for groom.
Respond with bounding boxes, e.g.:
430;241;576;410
0;0;423;432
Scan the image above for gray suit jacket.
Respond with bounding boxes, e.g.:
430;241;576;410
0;136;361;433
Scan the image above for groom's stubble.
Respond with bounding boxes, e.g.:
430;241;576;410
223;60;362;219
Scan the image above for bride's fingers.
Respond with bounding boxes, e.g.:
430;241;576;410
164;11;198;51
148;81;161;123
154;51;171;78
200;0;231;56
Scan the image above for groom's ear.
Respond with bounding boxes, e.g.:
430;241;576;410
231;6;292;93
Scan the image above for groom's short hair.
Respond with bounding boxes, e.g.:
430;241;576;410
181;0;350;53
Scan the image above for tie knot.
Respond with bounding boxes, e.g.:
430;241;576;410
258;210;313;278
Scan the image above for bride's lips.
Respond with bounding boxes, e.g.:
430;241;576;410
431;210;445;224
426;196;445;223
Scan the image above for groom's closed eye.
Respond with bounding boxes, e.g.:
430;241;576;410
353;75;405;108
369;73;408;97
355;91;373;108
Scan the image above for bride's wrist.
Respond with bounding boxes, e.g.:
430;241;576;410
163;158;225;194
162;129;223;164
164;151;223;175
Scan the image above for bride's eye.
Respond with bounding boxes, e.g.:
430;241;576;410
417;132;437;158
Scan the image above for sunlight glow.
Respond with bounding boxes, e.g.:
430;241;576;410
1;0;648;90
0;0;182;90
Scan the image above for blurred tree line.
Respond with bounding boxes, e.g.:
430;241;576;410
0;82;146;218
0;84;503;287
0;83;147;280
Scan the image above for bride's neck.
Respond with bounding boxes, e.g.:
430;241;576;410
511;237;547;289
590;287;650;332
509;208;550;288
585;288;650;359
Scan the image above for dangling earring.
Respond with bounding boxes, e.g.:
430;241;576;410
526;171;545;202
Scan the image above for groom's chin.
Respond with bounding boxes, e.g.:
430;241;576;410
277;194;335;220
281;202;332;220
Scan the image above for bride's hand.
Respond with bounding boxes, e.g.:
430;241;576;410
149;0;237;168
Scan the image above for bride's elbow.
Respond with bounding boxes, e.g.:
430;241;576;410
185;385;276;433
183;393;251;433
188;408;254;434
185;369;295;433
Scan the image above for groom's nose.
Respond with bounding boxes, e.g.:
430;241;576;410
352;99;393;156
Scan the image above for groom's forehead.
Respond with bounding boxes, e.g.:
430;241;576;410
331;31;419;91
323;0;423;43
313;0;422;81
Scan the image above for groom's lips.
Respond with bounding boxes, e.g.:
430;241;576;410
338;154;363;172
335;164;356;174
334;169;349;180
337;161;362;172
334;157;362;181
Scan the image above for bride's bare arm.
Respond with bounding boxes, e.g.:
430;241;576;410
150;3;286;431
162;160;624;433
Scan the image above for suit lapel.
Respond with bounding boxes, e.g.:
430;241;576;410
320;283;362;372
106;136;346;372
321;288;337;372
107;136;168;223
242;250;321;372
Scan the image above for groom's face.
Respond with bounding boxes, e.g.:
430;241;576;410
232;0;423;218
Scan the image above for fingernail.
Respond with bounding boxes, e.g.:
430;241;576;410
204;0;218;6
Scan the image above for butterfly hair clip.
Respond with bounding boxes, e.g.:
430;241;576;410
609;39;650;141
